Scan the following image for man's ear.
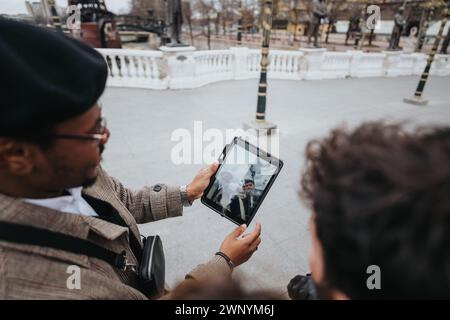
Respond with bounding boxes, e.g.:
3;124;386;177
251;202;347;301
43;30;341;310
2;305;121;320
0;139;35;175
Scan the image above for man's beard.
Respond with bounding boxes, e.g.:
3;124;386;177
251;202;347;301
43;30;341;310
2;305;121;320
82;145;105;188
43;145;105;191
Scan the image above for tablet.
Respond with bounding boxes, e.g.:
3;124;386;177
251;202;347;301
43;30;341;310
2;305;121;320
201;137;283;226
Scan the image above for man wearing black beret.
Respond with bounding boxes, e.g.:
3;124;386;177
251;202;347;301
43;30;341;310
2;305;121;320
0;18;261;299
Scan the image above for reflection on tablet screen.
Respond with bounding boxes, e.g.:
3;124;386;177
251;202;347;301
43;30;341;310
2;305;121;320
205;143;278;225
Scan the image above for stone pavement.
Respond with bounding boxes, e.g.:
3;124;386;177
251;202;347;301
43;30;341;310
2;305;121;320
100;75;450;297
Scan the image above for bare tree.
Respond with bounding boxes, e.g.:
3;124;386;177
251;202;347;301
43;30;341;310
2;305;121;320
131;0;165;19
325;0;347;44
218;0;233;35
194;0;214;49
183;1;195;45
214;9;221;35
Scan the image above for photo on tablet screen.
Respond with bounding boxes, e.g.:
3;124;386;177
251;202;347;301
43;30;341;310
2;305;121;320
203;138;282;225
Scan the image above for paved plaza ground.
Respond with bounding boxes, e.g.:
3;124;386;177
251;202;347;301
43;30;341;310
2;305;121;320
100;75;450;297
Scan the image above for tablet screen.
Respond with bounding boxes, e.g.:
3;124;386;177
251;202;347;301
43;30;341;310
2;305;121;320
203;141;280;225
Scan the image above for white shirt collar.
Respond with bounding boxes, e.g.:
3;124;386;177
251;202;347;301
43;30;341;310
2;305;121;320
21;187;98;217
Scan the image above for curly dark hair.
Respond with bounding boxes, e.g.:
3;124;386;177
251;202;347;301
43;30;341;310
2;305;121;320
301;122;450;299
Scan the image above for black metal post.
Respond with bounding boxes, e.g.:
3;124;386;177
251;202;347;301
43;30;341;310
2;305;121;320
207;14;211;50
404;3;449;105
256;0;273;123
416;6;435;52
47;0;62;30
243;0;277;132
237;0;243;46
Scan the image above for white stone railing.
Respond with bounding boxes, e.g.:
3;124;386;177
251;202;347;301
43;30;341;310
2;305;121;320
322;52;353;79
98;48;167;90
96;47;450;90
193;50;235;87
432;54;450;76
246;49;304;80
350;52;386;78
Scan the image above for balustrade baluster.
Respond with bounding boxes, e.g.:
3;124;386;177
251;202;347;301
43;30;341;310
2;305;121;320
151;57;159;79
142;57;151;78
110;55;119;77
128;56;137;77
119;55;128;78
136;57;145;77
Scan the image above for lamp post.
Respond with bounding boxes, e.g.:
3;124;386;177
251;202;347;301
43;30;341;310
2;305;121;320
404;2;449;105
417;5;433;51
47;0;62;30
207;10;218;50
237;0;243;46
243;0;277;133
415;1;445;52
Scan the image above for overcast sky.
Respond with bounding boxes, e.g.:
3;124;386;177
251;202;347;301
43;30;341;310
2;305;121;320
0;0;132;15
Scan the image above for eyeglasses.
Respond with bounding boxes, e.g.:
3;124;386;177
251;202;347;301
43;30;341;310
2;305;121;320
51;118;109;144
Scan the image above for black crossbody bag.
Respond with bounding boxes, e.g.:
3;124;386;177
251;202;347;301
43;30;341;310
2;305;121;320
0;221;165;298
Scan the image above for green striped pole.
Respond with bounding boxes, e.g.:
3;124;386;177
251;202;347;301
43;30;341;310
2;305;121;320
404;3;449;106
416;5;435;52
243;0;277;133
256;0;273;123
47;0;62;30
237;0;243;46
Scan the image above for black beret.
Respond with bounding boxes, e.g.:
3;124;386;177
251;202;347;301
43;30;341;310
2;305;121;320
0;18;108;137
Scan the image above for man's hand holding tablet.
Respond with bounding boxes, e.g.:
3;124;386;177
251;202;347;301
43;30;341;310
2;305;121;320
219;222;262;267
184;137;280;268
184;155;263;269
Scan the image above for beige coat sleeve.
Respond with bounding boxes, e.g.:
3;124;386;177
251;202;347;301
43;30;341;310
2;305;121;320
161;255;233;299
105;172;183;224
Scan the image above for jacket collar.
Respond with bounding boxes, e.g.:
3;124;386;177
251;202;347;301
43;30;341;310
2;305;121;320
82;167;142;245
0;167;141;245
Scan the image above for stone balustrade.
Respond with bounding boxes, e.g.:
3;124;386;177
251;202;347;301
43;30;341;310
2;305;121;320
99;48;167;90
96;47;450;90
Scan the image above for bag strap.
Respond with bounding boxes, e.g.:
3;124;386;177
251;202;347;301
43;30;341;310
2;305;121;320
0;221;136;272
80;194;143;264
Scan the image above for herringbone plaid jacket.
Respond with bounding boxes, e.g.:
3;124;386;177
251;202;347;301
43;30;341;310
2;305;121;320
0;167;230;299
